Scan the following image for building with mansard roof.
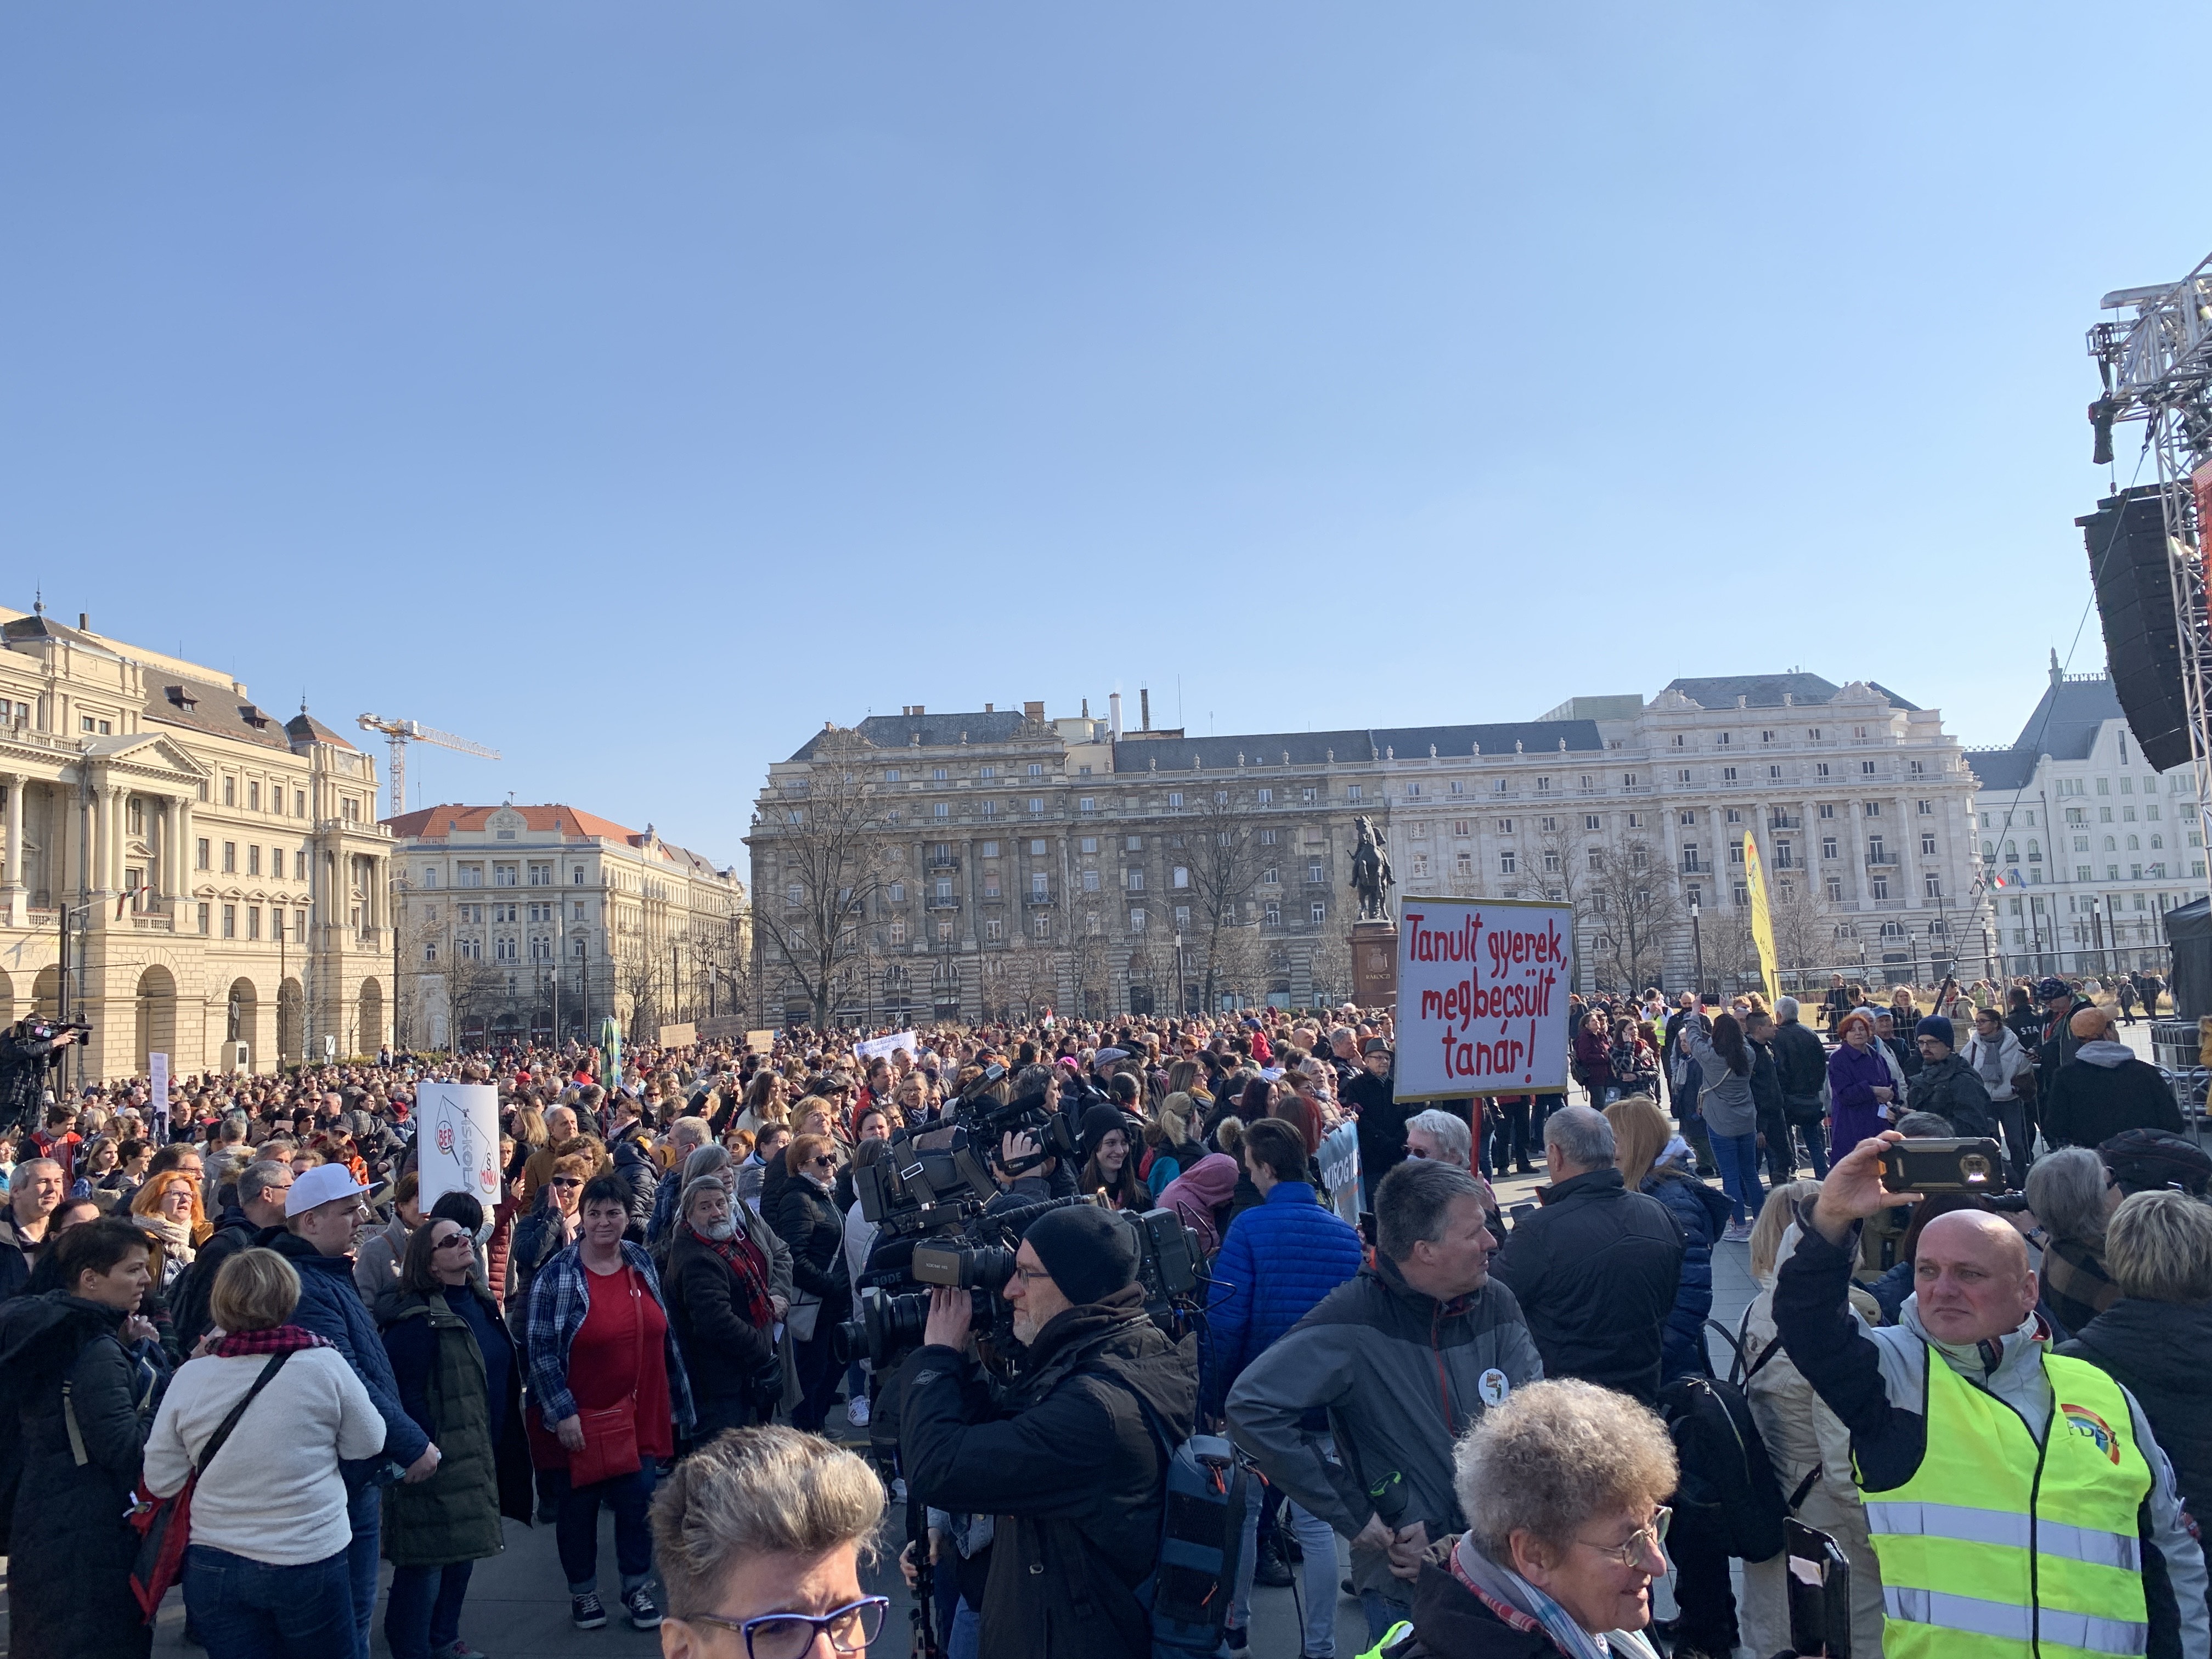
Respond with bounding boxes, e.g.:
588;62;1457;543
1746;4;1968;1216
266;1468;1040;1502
0;602;397;1082
1965;653;2205;978
749;676;1988;1024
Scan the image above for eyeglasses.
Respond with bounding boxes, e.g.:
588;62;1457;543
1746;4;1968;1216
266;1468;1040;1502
432;1233;475;1251
1574;1506;1670;1567
550;1177;583;1189
808;1155;835;1169
1404;1146;1430;1160
1012;1263;1055;1285
679;1597;888;1659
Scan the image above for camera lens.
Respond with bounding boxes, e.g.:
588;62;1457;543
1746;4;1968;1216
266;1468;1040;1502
1961;1154;1991;1185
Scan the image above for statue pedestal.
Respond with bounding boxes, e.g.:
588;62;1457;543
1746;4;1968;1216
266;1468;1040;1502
1352;918;1399;1011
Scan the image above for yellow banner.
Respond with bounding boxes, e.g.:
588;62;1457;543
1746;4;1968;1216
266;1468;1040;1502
1743;833;1779;1003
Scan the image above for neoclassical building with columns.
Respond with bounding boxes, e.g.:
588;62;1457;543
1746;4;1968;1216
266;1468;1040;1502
0;603;397;1085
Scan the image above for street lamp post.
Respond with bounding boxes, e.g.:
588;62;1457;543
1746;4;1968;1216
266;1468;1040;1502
1689;902;1703;998
1173;931;1185;1018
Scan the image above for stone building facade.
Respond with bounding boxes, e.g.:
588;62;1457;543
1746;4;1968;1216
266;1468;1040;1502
747;674;1988;1022
385;804;746;1048
1967;659;2207;979
0;605;397;1084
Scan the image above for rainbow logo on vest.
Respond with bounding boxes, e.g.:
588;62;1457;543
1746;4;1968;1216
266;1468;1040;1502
2060;1401;2123;1465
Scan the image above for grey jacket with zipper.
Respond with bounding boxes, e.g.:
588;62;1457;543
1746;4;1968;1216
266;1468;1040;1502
1225;1253;1543;1604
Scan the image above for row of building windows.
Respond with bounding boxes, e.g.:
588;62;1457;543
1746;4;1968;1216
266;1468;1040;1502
198;839;302;878
216;776;310;817
194;902;309;941
418;862;568;889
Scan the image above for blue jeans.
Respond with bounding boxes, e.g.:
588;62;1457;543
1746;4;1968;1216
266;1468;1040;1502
386;1560;473;1659
556;1464;657;1596
948;1598;981;1659
184;1543;356;1659
1360;1588;1411;1644
345;1482;381;1659
1229;1496;1338;1656
1711;1130;1765;1225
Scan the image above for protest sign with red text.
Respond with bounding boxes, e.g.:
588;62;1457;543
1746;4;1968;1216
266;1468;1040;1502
1393;895;1573;1100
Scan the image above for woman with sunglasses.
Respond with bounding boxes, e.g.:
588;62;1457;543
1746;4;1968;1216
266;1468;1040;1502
507;1153;590;1330
377;1215;532;1659
772;1133;852;1433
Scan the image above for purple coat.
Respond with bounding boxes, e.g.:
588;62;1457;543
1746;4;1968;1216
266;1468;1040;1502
1827;1039;1894;1155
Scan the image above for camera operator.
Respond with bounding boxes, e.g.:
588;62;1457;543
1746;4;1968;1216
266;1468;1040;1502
896;1205;1198;1659
0;1019;78;1143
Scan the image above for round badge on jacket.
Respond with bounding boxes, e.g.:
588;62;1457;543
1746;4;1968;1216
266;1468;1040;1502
1479;1368;1510;1407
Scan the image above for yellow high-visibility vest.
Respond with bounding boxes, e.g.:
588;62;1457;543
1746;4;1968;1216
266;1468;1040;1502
1860;1346;2152;1659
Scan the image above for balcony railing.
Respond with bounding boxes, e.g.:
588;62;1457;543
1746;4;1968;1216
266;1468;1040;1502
1025;890;1056;906
1865;854;1898;868
925;897;961;911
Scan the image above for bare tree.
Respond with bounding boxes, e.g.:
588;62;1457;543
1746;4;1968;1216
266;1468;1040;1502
1205;923;1270;1012
1304;926;1353;1007
1766;875;1835;986
1181;794;1263;1013
747;748;892;1028
1070;929;1114;1019
1578;839;1682;993
444;952;509;1048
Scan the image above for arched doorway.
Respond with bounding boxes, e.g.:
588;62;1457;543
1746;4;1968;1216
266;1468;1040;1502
31;966;59;1019
134;966;177;1075
278;979;304;1065
225;978;259;1072
0;967;16;1028
357;978;385;1057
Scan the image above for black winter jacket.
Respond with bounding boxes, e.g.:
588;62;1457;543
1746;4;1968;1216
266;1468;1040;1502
0;1294;160;1658
1345;1070;1406;1198
1771;1018;1830;1116
899;1284;1199;1659
170;1208;256;1347
2042;1055;2185;1149
1383;1541;1590;1659
2061;1299;2212;1537
1491;1167;1684;1406
610;1132;661;1242
1904;1052;1995;1137
773;1175;851;1322
665;1221;784;1440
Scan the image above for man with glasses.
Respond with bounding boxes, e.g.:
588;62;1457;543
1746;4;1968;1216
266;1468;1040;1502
267;1160;441;1659
896;1204;1198;1659
652;1424;887;1659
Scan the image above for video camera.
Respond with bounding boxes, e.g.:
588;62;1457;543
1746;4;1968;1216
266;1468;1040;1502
19;1018;90;1045
834;1083;1203;1373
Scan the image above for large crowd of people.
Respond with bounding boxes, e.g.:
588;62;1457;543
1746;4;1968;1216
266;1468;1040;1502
0;963;2200;1659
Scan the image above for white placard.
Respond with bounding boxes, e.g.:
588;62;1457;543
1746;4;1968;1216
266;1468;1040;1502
148;1053;170;1143
415;1082;502;1212
856;1030;917;1062
1394;895;1573;1100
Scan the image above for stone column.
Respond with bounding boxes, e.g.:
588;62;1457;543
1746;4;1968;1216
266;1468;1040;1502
176;795;194;912
1;776;22;927
90;778;111;895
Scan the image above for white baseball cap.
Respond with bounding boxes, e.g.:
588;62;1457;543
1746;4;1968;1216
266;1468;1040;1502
285;1163;369;1217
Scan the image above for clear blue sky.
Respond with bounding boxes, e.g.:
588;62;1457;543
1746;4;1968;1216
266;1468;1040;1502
3;4;2202;867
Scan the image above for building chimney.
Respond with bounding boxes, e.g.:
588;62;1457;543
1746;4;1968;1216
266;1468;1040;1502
1140;688;1151;731
1109;691;1123;741
984;703;994;713
1024;700;1045;722
78;613;89;631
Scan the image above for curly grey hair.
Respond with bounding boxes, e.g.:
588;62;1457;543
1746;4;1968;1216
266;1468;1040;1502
1457;1378;1678;1562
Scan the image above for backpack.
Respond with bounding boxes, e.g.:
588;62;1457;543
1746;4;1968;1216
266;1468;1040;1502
1658;1312;1802;1563
1095;1372;1250;1657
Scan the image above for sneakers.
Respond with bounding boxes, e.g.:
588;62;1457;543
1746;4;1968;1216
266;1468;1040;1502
624;1586;664;1630
571;1594;607;1630
847;1392;872;1428
432;1644;490;1659
1722;1220;1753;1243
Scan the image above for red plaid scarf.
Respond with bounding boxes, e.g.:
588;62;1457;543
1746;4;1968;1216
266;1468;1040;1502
212;1324;331;1358
693;1223;777;1330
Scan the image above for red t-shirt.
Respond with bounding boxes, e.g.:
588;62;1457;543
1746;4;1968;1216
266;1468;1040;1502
569;1262;674;1461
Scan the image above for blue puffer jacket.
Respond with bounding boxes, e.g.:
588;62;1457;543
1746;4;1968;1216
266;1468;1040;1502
1203;1181;1365;1417
1641;1166;1731;1384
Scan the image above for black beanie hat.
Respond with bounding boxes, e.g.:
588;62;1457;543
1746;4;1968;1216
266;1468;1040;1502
1023;1206;1138;1307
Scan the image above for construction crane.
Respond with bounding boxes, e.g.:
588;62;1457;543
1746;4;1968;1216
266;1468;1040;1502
356;714;501;820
